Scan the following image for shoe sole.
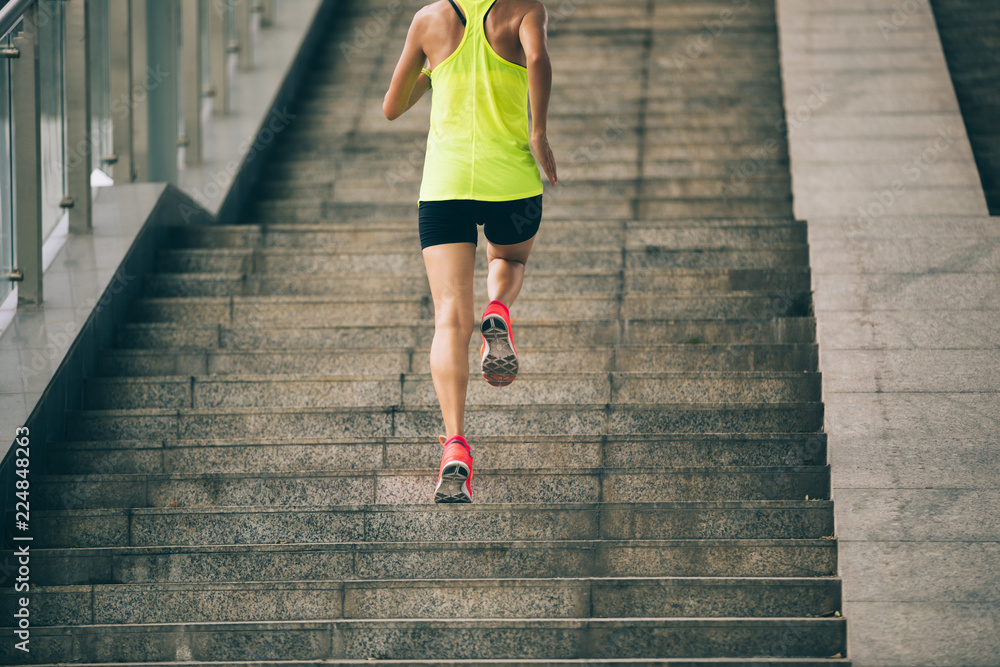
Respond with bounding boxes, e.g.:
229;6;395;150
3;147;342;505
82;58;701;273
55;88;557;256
481;314;518;387
434;461;472;503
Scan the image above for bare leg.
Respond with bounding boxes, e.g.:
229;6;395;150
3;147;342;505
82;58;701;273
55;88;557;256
486;236;536;307
422;242;477;439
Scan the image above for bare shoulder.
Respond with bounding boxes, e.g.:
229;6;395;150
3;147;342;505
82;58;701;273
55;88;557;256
518;0;548;22
407;1;456;48
410;3;435;27
410;2;449;32
415;1;454;22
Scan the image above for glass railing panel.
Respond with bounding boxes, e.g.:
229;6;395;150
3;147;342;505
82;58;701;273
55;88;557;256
200;0;210;93
37;0;67;242
87;0;113;185
0;32;14;305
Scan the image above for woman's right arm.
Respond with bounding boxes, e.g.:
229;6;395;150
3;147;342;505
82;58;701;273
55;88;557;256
521;4;557;185
384;9;430;121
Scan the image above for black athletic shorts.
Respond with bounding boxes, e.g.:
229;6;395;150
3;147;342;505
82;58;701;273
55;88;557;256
418;195;543;249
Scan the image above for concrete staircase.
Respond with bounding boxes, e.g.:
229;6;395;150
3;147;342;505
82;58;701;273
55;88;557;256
2;0;848;663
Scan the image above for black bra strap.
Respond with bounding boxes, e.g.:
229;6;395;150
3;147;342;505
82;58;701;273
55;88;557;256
447;0;466;26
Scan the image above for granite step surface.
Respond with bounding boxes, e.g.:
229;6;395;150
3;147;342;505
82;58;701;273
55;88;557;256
32;464;831;509
11;661;852;667
47;433;828;474
82;371;822;410
245;198;796;223
113;317;819;350
124;293;811;325
95;343;819;377
1;577;842;626
31;501;836;548
164;222;807;252
142;269;811;299
0;618;847;663
64;403;825;440
29;538;838;585
153;246;810;274
167;221;810;249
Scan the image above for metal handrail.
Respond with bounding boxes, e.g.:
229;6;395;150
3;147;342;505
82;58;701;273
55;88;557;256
0;0;36;40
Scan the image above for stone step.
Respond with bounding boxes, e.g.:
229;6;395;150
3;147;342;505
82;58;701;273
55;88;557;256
643;160;791;179
259;176;792;203
32;500;834;547
153;246;809;274
247;197;796;223
241;200;795;225
332;32;782;49
637;199;794;219
315;181;794;205
126;293;811;327
0;618;848;662
64;402;824;440
308;80;788;98
323;127;786;150
315;48;750;74
48;433;827;475
143;266;811;298
82;371;822;410
288;123;788;146
305;77;785;98
1;577;841;627
365;50;784;69
96;342;818;378
9;661;853;667
176;217;806;245
166;220;806;250
114;317;817;350
296;96;786;116
34;464;829;509
30;538;837;586
303;138;784;162
308;107;786;132
274;132;789;159
301;110;789;132
264;159;788;188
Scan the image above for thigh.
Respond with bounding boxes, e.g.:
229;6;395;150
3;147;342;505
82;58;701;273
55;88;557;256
481;195;543;247
422;242;477;321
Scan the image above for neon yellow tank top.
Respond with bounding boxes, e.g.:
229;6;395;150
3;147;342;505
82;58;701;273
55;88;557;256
418;0;543;203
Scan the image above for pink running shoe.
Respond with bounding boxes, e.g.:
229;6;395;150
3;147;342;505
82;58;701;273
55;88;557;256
480;300;518;387
434;435;473;503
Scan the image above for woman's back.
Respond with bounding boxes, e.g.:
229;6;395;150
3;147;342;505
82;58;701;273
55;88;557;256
421;0;535;70
418;0;544;202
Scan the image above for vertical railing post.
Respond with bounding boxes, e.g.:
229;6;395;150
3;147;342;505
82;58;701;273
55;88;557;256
11;4;43;305
235;0;252;70
181;0;203;166
208;0;228;114
64;0;92;232
129;0;149;182
145;0;178;184
259;0;276;28
108;0;133;183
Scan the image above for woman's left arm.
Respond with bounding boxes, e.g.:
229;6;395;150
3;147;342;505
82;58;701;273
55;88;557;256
384;10;431;120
